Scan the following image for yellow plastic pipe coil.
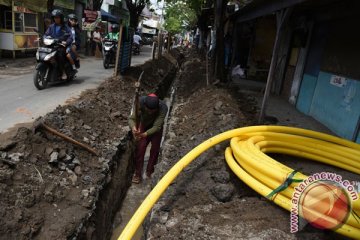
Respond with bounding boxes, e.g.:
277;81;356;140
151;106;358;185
119;126;360;239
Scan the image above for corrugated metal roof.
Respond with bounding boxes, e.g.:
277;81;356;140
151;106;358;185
232;0;344;22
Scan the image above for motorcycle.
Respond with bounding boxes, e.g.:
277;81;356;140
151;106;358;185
142;37;153;46
132;43;141;55
102;38;117;69
34;35;76;90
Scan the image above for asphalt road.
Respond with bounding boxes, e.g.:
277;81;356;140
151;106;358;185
0;45;152;133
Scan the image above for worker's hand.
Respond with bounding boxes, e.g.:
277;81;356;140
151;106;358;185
132;127;140;138
135;132;147;141
132;126;139;134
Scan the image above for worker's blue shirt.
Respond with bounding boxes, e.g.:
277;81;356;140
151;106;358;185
44;23;73;46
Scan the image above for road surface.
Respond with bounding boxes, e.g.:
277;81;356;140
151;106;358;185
0;45;152;133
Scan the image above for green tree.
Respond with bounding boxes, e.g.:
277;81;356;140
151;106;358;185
164;1;197;34
165;0;236;82
165;0;204;14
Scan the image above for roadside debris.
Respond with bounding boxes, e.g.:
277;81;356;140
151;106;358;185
33;118;98;156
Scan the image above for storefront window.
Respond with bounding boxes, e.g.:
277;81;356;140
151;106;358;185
0;6;37;33
13;12;37;33
0;5;12;30
24;13;37;32
4;11;12;30
14;13;23;32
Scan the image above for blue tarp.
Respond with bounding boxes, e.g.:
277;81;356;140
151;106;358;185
101;9;120;23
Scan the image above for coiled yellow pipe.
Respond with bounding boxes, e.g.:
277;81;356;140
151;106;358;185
118;126;360;240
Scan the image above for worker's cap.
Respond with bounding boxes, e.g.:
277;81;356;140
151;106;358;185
145;93;159;109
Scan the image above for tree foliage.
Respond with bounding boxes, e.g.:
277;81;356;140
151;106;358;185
163;1;197;34
164;0;204;15
125;0;150;28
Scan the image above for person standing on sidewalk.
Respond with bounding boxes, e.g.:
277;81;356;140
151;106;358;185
128;93;168;184
92;26;102;55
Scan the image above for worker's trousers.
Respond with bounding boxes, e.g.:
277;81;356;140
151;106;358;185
134;125;163;178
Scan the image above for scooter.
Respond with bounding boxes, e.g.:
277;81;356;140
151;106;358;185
34;35;76;90
102;38;117;69
132;43;141;55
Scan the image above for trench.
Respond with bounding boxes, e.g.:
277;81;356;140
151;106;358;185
75;52;182;240
65;48;360;240
109;77;178;240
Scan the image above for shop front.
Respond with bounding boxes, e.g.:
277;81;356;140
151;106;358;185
0;0;47;57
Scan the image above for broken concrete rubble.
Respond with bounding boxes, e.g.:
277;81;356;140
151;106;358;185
211;183;235;202
49;152;59;163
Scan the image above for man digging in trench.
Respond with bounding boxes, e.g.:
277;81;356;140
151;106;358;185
129;94;168;184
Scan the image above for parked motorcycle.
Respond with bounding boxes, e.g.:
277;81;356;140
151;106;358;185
142;36;153;46
34;35;76;90
102;38;117;69
132;43;141;55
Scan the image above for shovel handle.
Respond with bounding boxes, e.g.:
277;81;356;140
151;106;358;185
42;124;98;156
134;71;144;129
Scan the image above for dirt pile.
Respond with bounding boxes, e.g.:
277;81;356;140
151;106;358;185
125;49;183;98
0;52;180;239
0;76;134;240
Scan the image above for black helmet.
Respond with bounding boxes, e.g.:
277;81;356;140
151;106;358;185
51;9;64;21
68;13;78;21
111;24;119;32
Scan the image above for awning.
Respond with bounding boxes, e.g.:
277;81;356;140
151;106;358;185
14;0;48;12
233;0;309;23
142;26;156;35
142;19;159;29
0;0;11;6
140;6;152;18
101;9;120;23
54;0;75;10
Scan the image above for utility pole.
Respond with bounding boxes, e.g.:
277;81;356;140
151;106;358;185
258;8;293;123
114;22;124;76
214;0;227;82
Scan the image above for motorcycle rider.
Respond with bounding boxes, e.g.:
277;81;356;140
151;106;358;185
44;9;76;78
133;32;142;52
105;24;120;41
102;24;119;68
67;13;81;69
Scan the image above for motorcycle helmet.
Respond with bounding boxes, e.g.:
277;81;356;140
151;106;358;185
111;24;119;33
68;13;78;21
51;9;64;22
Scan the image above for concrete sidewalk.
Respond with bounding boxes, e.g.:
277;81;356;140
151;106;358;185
260;93;332;134
232;78;333;135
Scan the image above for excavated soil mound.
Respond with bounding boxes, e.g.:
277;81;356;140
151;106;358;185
0;76;133;240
